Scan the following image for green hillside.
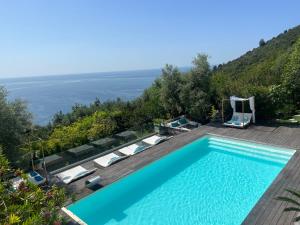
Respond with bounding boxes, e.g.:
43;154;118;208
211;25;300;119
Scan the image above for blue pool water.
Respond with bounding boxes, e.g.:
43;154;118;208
67;135;295;225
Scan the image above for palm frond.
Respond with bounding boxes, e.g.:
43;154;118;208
293;215;300;222
283;207;300;212
286;189;300;199
275;196;300;207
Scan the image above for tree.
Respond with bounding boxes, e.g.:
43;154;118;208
0;154;66;225
0;87;32;165
282;38;300;107
269;37;300;117
160;64;183;117
180;54;211;122
131;79;166;127
259;38;266;47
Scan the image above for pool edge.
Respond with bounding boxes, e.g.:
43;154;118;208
62;207;87;225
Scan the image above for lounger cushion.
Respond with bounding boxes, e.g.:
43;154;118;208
178;118;188;125
94;153;123;167
171;121;180;127
118;143;146;156
56;166;91;184
29;171;39;177
34;176;44;182
142;135;166;145
232;115;239;121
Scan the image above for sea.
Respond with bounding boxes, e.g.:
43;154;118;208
0;69;167;125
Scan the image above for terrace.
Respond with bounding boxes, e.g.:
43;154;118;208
56;124;300;225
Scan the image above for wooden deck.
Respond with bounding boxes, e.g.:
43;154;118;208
59;124;300;225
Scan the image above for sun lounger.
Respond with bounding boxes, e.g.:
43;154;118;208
118;143;149;156
167;116;199;131
142;135;167;146
93;153;126;167
28;175;46;185
224;113;252;128
56;166;96;184
27;171;46;185
11;171;46;189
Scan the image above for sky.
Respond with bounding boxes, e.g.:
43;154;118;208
0;0;300;78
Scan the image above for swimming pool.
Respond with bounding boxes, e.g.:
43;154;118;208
67;135;295;225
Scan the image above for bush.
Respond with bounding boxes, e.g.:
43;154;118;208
0;155;66;225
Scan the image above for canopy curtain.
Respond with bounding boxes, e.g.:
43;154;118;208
249;96;255;123
230;96;236;112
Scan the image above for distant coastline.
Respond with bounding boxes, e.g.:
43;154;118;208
0;67;191;80
0;67;189;125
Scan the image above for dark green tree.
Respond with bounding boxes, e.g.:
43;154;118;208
160;64;183;117
282;38;300;107
180;54;211;122
0;87;32;165
259;38;266;47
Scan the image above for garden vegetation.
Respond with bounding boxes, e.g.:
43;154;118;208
1;25;300;169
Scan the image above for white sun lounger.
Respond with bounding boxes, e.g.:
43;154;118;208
56;166;96;184
142;135;167;146
93;153;126;167
118;143;148;156
224;113;252;128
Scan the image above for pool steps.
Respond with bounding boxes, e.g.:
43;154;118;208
209;137;295;156
208;137;294;164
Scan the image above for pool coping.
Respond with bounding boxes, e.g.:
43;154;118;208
62;207;87;225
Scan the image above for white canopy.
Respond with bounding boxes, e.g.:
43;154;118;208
230;96;249;101
229;96;255;123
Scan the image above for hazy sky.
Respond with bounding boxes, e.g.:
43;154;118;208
0;0;300;78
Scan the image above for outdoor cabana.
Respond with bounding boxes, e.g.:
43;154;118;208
115;130;137;141
90;137;117;149
222;96;255;128
67;145;95;157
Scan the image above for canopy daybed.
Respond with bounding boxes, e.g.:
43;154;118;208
222;96;255;128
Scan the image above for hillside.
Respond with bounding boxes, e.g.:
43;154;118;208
214;25;300;82
211;25;300;119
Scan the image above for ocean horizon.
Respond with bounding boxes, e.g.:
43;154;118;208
0;68;189;125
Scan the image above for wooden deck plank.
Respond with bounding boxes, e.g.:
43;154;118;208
255;152;300;225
